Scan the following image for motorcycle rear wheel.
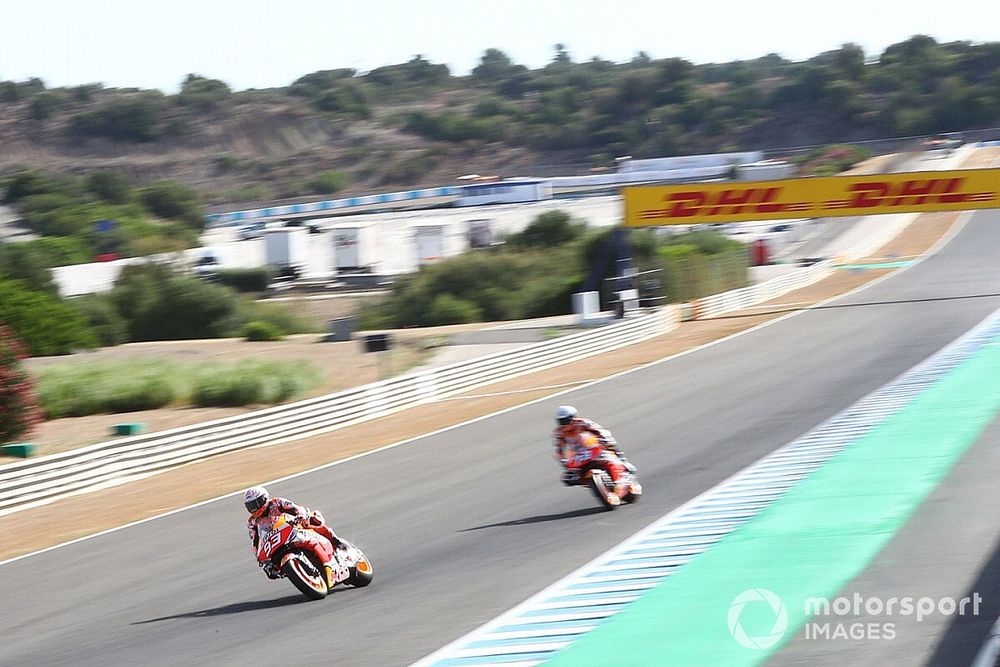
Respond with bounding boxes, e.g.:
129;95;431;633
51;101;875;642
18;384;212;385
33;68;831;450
282;553;329;600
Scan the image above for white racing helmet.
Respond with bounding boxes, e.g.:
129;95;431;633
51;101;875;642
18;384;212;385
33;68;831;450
244;486;270;514
556;405;578;426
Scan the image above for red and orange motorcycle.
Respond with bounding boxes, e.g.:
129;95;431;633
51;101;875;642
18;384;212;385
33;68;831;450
256;513;374;600
562;432;642;510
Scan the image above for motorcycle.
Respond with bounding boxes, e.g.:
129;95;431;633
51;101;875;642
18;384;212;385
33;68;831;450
563;434;642;510
256;513;374;600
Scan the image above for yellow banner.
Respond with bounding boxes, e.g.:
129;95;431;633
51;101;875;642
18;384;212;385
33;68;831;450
623;168;1000;226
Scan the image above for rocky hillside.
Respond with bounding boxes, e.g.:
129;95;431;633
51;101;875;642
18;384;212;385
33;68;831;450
2;36;998;208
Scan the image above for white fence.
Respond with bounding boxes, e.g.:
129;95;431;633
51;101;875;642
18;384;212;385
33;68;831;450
0;307;678;515
693;259;835;319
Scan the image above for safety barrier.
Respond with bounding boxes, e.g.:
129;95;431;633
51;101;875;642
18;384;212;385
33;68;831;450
692;259;835;319
205;186;461;225
0;307;678;514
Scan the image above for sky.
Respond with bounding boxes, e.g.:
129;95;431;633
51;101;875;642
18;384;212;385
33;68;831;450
3;0;999;93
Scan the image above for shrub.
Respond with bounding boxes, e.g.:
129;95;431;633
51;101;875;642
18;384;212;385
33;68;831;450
215;268;273;292
111;264;243;341
177;75;232;111
139;180;204;228
0;279;97;355
243;320;284;341
0;326;41;442
71;92;167;142
241;300;319;334
34;360;182;418
191;361;319;407
87;170;132;204
71;294;127;347
506;210;584;249
34;358;319;417
0;242;60;293
306;170;349;195
425;293;482;326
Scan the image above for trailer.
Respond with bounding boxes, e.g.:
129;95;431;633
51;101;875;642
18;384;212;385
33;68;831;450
454;179;552;207
264;227;308;277
412;222;467;267
329;222;381;273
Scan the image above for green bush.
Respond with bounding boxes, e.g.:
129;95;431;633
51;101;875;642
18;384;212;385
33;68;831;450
191;361;319;407
111;264;243;341
241;300;319;334
243;320;284;341
87;170;132;204
38;361;183;419
138;180;204;228
34;358;319;417
306;170;349;195
36;360;183;418
71;91;167;142
425;294;482;326
216;267;273;292
177;74;232;111
506;210;584;249
0;243;60;293
71;294;128;346
0;279;97;355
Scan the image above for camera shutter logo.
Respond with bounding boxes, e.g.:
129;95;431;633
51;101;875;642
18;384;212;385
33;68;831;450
728;588;789;649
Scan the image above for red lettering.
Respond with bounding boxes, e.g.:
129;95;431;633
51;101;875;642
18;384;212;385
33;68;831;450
937;178;969;204
704;189;757;215
847;182;890;208
887;179;940;206
753;188;785;213
666;192;707;218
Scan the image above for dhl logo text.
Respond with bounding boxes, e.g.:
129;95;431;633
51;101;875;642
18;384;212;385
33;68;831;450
825;178;996;209
639;187;811;220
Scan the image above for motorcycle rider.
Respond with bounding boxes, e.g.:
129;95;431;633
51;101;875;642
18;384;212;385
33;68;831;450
552;405;636;496
243;486;346;585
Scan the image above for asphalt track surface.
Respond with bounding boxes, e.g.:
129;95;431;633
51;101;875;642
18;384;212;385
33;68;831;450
3;209;1000;666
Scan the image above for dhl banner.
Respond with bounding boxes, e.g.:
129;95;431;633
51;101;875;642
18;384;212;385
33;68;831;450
623;169;1000;227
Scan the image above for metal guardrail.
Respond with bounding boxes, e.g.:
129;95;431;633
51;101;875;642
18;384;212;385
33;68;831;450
0;307;678;515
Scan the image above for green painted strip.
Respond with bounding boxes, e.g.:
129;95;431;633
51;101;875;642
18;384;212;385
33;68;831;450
546;334;1000;666
837;261;916;270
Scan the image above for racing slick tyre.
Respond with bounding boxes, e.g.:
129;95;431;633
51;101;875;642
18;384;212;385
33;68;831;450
346;551;374;588
588;471;618;510
281;553;329;600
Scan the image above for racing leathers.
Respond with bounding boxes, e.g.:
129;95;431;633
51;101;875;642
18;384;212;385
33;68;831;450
552;417;636;492
247;496;343;580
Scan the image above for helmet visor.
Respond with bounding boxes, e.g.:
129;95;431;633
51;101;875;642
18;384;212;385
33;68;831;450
245;495;267;513
558;416;572;426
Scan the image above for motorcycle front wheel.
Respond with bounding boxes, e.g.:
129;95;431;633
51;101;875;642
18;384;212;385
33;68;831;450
588;471;618;510
346;549;374;588
281;553;329;600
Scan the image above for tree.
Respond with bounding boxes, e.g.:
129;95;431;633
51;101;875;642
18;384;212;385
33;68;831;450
473;49;517;82
0;243;59;294
177;74;232;110
552;44;572;66
507;210;583;249
0;326;41;443
87;170;132;204
0;279;97;355
139;180;203;228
